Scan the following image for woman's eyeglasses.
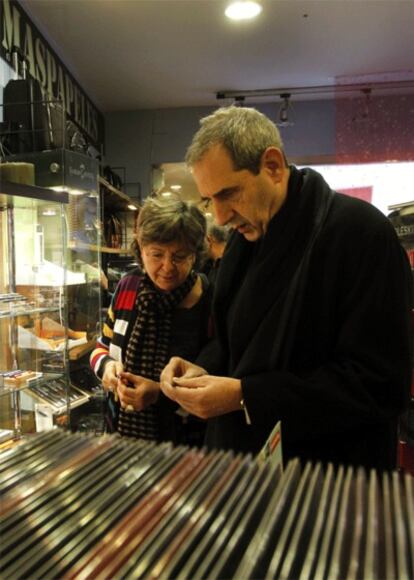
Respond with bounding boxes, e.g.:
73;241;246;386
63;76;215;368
144;250;194;266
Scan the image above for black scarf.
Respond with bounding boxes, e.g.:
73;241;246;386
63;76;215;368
117;271;197;439
212;166;334;375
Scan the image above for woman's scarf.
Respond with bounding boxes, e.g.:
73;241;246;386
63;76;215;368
117;271;197;439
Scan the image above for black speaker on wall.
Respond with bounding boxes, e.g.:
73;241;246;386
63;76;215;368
2;76;53;153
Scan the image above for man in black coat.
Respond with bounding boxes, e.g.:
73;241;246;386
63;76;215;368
161;106;412;470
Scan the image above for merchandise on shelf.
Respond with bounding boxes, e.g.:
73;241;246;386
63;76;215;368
0;431;412;579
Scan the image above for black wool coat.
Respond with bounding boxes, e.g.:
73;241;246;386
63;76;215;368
197;166;412;470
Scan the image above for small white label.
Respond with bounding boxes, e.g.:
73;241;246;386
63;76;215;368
257;420;283;470
35;404;54;432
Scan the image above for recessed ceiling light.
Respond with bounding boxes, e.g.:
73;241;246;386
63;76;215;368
170;184;182;191
225;1;262;21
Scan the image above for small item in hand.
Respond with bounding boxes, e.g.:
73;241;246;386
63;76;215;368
126;381;135;389
119;372;135;389
125;404;134;413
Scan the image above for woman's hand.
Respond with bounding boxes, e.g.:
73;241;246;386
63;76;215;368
101;360;124;393
117;371;160;412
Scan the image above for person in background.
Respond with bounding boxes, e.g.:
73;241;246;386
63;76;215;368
206;223;230;286
161;105;412;470
90;195;211;445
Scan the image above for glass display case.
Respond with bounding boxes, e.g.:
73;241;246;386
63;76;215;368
20;151;104;418
3;150;103;339
0;179;84;442
1;152;106;435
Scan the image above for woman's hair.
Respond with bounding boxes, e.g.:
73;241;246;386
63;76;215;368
135;195;207;268
185;105;285;175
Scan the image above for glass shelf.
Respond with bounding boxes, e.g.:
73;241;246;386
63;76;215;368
0;305;60;319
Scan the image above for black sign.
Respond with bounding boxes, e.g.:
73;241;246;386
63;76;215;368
1;0;105;149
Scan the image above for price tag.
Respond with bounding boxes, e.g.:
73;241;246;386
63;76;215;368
257;420;283;470
35;404;54;432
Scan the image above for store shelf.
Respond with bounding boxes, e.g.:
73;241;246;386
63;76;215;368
0;180;69;204
69;337;96;361
388;200;414;211
99;176;134;211
27;381;90;414
69;240;131;255
0;372;65;397
68;240;100;252
101;246;131;255
0;306;60;319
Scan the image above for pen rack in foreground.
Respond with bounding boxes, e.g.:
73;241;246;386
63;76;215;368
0;430;413;579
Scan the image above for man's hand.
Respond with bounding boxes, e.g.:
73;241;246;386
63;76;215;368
161;366;242;420
117;371;160;412
101;360;123;392
161;356;207;387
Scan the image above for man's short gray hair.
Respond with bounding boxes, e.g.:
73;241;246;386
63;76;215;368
186;106;284;175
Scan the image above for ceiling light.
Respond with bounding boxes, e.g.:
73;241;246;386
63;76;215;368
162;191;172;197
127;204;138;211
170;184;182;191
225;1;262;21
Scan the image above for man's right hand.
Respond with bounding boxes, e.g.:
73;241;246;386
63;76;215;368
101;360;124;392
161;356;206;388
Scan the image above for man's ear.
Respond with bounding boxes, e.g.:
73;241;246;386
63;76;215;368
261;147;286;183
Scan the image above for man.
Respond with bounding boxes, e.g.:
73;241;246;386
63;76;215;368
161;106;412;470
206;224;230;285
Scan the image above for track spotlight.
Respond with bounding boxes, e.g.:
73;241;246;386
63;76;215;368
277;93;294;127
234;96;245;107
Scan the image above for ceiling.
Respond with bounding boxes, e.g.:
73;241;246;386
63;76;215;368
20;0;414;113
18;0;414;203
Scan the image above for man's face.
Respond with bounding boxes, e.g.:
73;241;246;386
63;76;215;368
192;144;285;242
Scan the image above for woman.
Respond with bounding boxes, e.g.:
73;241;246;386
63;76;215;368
90;195;211;445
